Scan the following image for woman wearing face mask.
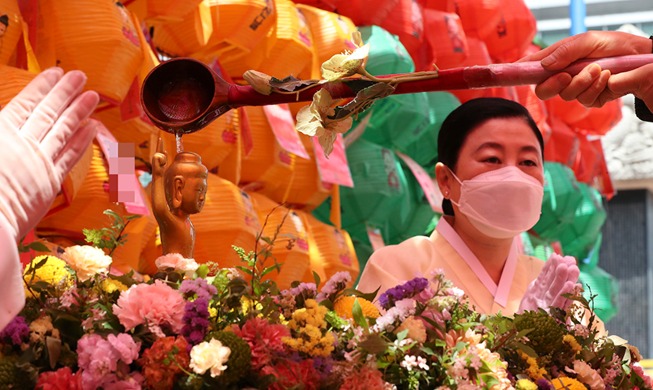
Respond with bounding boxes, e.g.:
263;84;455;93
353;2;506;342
357;97;580;316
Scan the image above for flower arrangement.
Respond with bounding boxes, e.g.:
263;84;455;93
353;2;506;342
2;211;652;390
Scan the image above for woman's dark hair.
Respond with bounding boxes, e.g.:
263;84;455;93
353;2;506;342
437;97;544;215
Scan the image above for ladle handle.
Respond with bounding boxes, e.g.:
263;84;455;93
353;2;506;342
226;54;653;106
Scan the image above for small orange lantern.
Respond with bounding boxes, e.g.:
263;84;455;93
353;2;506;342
423;9;468;70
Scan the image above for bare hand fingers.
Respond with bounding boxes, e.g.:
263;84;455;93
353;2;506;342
577;69;611;107
0;68;64;131
559;63;602;101
22;70;89;142
534;73;573;100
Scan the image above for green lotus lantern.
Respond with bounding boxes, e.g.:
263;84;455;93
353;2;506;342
358;25;415;76
533;162;585;240
579;266;619;322
558;182;607;261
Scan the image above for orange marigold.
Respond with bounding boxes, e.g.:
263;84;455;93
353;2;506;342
552;377;587;390
333;296;380;319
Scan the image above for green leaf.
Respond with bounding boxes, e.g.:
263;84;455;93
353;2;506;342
261;263;281;277
312;271;321;288
341;286;379;302
27;242;50;253
352;299;369;332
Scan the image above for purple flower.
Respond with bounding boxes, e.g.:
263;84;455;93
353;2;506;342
378;277;429;310
179;278;217;300
536;378;555;390
181;296;211;347
0;316;30;346
316;272;351;302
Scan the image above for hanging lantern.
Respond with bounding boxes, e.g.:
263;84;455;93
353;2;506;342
359;25;415;76
192;0;277;80
292;0;337;12
568;99;623;136
579;266;619;322
515;84;552;143
41;0;144;104
422;9;468;70
149;0;213;57
296;4;357;79
532;162;585;242
557;182;607;262
145;0;202;22
478;0;537;63
192;173;260;267
354;92;436;165
331;0;397;27
0;0;22;65
336;139;413;235
247;192;311;290
446;0;502;40
297;210;359;286
377;0;434;71
239;106;296;194
252;0;315;79
258;134;331;210
544;116;580;168
545;94;591;128
448;36;491;103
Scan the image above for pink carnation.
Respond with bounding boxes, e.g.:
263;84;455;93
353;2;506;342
154;253;199;277
113;280;185;337
233;317;290;369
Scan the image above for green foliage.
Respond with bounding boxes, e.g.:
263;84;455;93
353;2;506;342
82;209;140;254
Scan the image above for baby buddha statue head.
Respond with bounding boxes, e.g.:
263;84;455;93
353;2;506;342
163;152;208;216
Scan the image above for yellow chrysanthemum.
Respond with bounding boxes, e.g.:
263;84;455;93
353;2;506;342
515;379;538;390
333;296;380;319
23;255;73;296
563;334;582;354
551;377;587;390
100;278;128;294
518;350;546;381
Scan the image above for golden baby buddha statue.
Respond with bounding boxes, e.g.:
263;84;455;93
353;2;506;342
151;141;208;259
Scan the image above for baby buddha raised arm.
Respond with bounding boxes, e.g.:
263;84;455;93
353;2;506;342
152;142;208;259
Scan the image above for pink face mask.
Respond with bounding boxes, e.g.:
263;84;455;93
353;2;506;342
449;166;544;239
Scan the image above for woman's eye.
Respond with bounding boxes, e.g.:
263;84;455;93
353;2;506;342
521;159;538;167
484;157;501;164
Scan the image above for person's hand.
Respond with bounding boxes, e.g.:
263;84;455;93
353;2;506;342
0;67;99;241
518;253;580;313
521;31;653;109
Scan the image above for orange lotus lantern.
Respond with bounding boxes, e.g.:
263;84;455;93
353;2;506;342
41;0;144;104
0;0;22;65
568;99;623;136
149;0;213;57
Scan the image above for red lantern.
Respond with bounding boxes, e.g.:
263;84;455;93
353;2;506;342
478;0;537;63
377;0;434;71
544;116;580;169
423;9;468;70
448;36;491;103
568;99;623;136
515;84;552;142
446;0;502;39
331;0;397;27
545;95;591;128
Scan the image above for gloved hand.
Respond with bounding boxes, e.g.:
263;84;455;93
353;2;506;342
518;253;581;313
0;67;99;240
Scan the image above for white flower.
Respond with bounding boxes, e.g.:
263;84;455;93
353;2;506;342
61;245;112;282
154;253;199;277
400;355;428;372
189;339;231;378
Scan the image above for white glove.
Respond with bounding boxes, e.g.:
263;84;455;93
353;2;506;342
0;67;99;240
0;68;98;331
518;253;581;313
